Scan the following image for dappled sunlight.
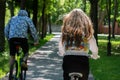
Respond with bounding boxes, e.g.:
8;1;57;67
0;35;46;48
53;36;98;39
98;40;107;43
35;50;53;54
111;41;120;44
26;35;63;80
111;52;120;56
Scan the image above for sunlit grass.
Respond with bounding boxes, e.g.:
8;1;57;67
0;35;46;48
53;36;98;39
98;39;107;43
90;35;120;80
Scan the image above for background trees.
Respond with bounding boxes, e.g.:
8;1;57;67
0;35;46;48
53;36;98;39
1;0;120;52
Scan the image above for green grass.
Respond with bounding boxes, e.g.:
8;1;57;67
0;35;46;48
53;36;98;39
0;34;54;78
90;35;120;80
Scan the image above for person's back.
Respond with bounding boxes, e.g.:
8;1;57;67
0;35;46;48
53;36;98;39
5;10;38;42
8;14;29;39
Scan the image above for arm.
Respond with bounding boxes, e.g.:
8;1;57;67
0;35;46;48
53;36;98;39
58;36;65;56
88;36;100;59
27;18;39;43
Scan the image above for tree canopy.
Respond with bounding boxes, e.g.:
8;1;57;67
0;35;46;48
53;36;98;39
0;0;120;52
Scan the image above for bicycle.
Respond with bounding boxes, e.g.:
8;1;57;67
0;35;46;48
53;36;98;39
69;72;83;80
11;41;27;80
63;55;90;80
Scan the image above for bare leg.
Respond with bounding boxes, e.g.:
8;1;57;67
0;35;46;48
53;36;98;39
9;56;15;80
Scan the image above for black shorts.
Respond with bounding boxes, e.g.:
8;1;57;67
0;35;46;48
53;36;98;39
62;55;89;80
9;38;29;56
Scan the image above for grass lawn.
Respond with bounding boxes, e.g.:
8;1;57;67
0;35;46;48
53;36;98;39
90;35;120;80
0;34;54;78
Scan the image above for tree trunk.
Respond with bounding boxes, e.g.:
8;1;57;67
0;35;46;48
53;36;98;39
48;14;52;34
41;0;46;39
20;0;26;9
89;0;99;44
0;0;6;52
107;0;112;56
112;0;118;38
44;15;47;36
7;0;14;17
32;0;38;28
38;17;42;36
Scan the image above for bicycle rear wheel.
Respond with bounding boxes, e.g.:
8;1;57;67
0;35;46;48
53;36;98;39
21;69;27;80
12;60;23;80
12;61;18;80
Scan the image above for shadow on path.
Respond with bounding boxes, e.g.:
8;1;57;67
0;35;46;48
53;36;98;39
26;34;63;80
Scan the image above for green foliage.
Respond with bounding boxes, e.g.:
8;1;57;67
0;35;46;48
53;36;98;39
5;8;19;26
5;0;120;26
116;17;120;26
0;53;9;78
37;0;57;15
99;0;107;10
9;0;91;25
52;0;90;24
59;0;65;6
85;1;90;15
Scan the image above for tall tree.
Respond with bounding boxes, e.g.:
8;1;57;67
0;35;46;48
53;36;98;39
107;0;111;56
7;0;14;17
20;0;26;9
41;0;46;39
32;0;38;27
48;14;52;34
112;0;118;38
0;0;6;52
89;0;99;44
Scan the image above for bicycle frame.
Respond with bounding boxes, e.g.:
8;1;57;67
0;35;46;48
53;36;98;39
15;45;23;79
13;44;26;80
63;55;89;80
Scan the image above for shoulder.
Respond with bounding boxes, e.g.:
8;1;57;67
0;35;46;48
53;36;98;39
24;17;32;22
10;16;17;20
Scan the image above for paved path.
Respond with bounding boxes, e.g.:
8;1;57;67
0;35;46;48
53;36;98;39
1;32;94;80
26;33;63;80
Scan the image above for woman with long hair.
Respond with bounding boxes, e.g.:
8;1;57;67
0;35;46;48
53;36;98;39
58;8;100;80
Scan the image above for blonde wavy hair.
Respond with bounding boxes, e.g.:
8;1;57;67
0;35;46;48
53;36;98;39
61;8;94;48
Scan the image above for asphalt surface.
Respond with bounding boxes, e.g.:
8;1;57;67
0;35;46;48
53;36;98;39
1;32;94;80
